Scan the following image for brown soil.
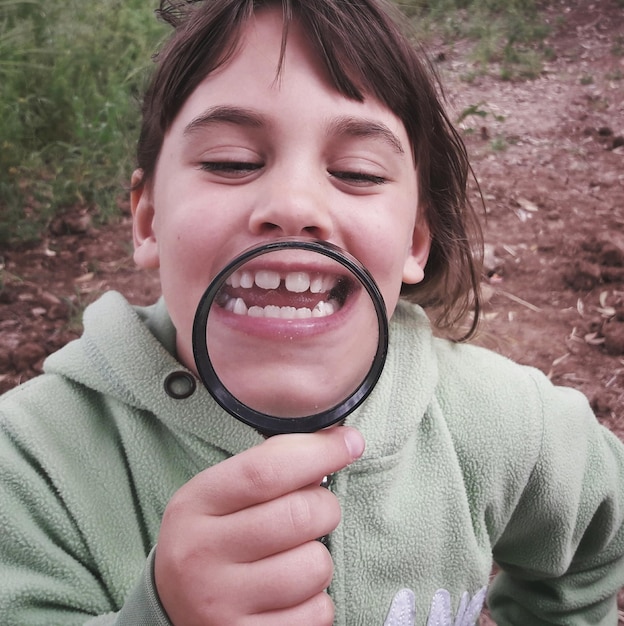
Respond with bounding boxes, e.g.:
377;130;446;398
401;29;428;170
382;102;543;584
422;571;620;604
0;0;623;620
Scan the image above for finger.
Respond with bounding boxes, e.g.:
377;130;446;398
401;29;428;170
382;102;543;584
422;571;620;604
242;592;335;626
189;426;364;515
237;540;335;614
218;484;342;562
156;541;333;625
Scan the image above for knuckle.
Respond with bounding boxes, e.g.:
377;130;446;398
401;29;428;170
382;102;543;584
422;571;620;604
284;491;313;533
239;454;282;495
320;487;342;525
303;540;334;587
318;544;335;586
309;486;342;536
162;488;188;520
311;591;335;625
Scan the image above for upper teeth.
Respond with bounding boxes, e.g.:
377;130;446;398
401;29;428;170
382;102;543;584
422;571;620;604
226;270;334;293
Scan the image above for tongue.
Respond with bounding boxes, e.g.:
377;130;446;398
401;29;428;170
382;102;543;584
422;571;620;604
224;285;329;309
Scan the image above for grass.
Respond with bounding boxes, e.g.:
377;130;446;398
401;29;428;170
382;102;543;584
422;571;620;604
399;0;551;80
0;0;549;245
0;0;166;245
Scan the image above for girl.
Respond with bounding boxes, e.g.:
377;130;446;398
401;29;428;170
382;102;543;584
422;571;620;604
1;0;623;624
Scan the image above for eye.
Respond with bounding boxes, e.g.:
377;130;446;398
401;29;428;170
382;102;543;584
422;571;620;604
329;170;387;186
199;161;263;179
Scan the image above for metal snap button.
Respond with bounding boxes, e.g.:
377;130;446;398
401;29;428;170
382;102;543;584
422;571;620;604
164;371;197;399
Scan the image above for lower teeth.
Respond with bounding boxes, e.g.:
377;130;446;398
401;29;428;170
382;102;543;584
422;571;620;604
224;298;337;319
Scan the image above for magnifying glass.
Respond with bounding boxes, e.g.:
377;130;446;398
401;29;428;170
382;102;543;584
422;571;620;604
192;238;388;437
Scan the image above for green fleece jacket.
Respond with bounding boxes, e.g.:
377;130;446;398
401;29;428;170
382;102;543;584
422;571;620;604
1;291;623;625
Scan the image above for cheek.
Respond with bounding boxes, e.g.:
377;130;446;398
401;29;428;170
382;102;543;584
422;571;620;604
349;227;413;317
153;213;218;329
155;205;223;275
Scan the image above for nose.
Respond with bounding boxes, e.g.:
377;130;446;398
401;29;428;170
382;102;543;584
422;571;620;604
248;174;333;240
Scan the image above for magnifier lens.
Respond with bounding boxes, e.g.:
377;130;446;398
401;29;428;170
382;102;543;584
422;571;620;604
192;240;388;435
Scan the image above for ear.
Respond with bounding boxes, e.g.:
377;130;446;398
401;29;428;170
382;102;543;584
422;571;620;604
131;169;160;270
402;218;431;284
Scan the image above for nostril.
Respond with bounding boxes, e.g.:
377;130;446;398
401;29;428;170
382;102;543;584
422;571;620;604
303;225;322;236
249;202;333;239
256;221;322;237
263;222;282;233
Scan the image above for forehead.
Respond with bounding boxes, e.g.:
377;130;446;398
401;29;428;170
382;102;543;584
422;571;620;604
168;7;411;151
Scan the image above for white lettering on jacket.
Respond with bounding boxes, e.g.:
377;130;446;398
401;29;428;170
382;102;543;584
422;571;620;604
384;587;487;626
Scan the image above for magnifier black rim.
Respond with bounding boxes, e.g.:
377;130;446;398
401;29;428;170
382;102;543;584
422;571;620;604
192;238;388;437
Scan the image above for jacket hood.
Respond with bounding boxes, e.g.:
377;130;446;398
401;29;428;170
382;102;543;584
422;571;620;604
43;291;439;460
43;291;263;456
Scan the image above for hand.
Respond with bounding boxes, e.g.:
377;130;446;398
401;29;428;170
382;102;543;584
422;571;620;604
154;426;365;626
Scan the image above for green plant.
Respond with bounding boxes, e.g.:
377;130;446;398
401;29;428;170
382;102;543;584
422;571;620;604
456;102;508;151
0;0;554;245
456;101;505;126
490;136;508;151
62;290;89;333
0;0;167;245
399;0;550;80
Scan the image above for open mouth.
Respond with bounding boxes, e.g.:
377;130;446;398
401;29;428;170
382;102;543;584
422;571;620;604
216;268;352;320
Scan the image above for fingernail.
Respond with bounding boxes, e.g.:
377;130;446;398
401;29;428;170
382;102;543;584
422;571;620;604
343;428;365;460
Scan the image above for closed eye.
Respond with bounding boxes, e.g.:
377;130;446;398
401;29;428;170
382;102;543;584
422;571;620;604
199;161;263;178
329;170;387;186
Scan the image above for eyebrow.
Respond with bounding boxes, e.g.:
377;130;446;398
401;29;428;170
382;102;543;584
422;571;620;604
327;116;405;155
183;106;405;155
183;106;266;136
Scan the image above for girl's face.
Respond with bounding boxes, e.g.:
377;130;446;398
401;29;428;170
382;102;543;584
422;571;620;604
132;7;430;415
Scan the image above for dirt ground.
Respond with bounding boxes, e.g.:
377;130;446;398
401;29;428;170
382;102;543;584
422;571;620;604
442;0;624;447
0;0;623;620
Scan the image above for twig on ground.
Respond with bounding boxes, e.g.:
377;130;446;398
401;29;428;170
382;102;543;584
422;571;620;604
495;289;542;313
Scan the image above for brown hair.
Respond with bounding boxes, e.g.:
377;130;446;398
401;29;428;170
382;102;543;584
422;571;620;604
136;0;483;340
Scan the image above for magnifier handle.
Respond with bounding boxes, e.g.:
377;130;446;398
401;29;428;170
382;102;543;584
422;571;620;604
318;474;335;546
